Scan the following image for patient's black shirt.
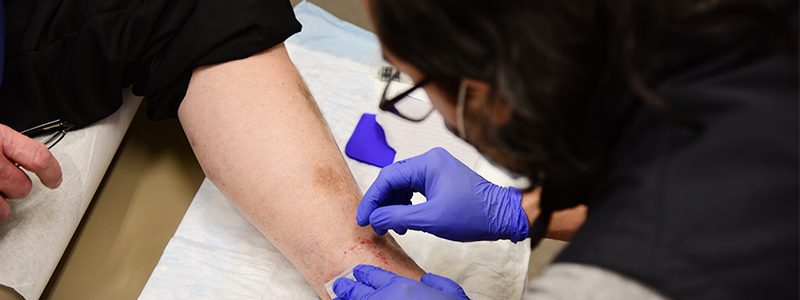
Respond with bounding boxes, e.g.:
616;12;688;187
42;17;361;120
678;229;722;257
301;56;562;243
0;0;301;131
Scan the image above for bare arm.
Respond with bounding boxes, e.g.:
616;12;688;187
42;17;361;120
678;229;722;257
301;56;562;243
177;43;424;299
520;187;587;241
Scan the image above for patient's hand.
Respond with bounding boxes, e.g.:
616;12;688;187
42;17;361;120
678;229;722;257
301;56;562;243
0;123;62;221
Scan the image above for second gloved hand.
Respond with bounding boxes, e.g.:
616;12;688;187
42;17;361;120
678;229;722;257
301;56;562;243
357;147;529;243
333;265;469;300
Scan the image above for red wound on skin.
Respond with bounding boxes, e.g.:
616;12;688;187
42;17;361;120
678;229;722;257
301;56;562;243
343;238;379;260
359;238;374;246
375;252;388;265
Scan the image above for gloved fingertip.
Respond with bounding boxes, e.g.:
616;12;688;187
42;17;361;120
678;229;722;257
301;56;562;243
369;210;402;236
352;264;371;273
421;273;468;296
420;273;449;284
368;209;391;231
373;227;388;236
356;214;370;227
352;265;368;281
395;228;407;235
352;265;400;289
352;264;382;281
333;277;356;295
356;199;376;227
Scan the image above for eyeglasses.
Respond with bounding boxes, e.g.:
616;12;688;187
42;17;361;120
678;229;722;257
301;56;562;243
20;119;74;149
379;70;433;122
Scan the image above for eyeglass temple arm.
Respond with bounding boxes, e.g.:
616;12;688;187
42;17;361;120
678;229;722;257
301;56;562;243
19;120;73;137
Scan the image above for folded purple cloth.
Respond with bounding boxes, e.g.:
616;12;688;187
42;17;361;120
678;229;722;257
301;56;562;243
345;113;396;168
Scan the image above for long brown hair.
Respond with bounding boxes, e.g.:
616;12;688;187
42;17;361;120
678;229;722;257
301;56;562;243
371;0;798;210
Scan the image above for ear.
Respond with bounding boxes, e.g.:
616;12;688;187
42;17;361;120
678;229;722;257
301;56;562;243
463;78;513;125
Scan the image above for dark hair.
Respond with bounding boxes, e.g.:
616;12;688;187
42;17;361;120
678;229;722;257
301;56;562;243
370;0;798;210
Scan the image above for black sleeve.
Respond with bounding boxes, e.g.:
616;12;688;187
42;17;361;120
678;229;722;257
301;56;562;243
0;0;301;131
130;0;302;121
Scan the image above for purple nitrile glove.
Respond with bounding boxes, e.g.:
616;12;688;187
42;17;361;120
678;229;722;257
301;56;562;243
357;147;529;243
333;265;470;300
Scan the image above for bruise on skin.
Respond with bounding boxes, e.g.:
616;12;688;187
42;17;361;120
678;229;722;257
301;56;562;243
301;77;362;206
297;75;362;205
313;163;361;207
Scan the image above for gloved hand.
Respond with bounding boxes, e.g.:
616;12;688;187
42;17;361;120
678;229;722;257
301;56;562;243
333;265;470;300
357;147;529;243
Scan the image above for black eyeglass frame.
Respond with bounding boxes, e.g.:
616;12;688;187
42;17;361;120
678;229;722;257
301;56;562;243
379;71;433;122
19;119;74;149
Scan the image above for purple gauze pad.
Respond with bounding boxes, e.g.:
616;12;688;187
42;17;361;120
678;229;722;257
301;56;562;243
345;113;396;168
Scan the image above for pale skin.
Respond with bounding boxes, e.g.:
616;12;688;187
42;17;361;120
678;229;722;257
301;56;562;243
521;189;587;241
177;43;425;299
0;124;62;221
0;42;424;299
